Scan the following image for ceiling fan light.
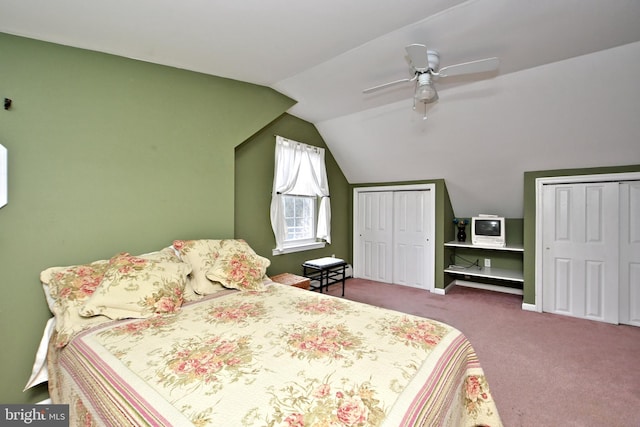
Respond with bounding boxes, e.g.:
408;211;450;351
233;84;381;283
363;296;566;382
415;72;437;102
415;84;437;102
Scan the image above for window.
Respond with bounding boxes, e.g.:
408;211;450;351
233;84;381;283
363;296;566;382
283;195;316;242
270;136;331;255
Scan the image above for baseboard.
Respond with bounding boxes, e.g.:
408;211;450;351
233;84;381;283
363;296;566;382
432;281;456;295
521;302;538;312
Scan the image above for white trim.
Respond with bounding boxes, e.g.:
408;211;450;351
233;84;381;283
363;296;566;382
433;280;457;295
522;303;537;312
272;241;325;255
353;184;436;292
534;171;640;312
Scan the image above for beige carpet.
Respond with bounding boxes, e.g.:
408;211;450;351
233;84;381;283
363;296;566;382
324;278;640;427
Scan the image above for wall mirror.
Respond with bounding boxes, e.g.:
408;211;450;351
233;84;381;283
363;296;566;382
0;144;6;208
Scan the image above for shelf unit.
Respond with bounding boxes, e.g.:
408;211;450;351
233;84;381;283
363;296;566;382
444;241;524;294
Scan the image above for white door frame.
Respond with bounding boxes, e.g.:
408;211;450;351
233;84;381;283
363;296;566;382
534;172;640;312
353;184;436;292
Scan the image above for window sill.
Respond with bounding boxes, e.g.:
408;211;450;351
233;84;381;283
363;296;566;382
272;241;326;255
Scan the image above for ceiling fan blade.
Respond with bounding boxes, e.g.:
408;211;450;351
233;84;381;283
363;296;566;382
405;44;429;72
438;57;499;77
363;77;412;94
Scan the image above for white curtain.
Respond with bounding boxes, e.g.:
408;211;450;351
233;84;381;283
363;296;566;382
270;136;331;251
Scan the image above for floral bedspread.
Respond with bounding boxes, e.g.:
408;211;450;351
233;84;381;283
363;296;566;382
49;282;502;426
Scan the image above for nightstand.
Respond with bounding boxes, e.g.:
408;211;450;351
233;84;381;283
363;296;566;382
270;273;311;290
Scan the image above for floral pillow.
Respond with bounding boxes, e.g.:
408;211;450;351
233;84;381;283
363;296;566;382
79;253;191;320
137;246;182;263
172;239;226;295
205;239;270;291
40;259;112;347
138;246;200;302
40;247;192;347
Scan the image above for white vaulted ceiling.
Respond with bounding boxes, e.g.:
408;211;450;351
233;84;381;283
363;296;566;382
2;0;640;216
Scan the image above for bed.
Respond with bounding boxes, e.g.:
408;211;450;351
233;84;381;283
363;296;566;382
32;239;502;426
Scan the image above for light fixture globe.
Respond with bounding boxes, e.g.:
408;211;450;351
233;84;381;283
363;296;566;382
415;73;437;103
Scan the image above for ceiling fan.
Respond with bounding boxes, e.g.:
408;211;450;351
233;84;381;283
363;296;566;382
363;44;499;119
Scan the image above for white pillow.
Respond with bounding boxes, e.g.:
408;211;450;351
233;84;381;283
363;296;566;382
24;317;56;390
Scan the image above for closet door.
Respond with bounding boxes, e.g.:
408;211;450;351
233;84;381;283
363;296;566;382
542;182;619;324
619;181;640;327
393;191;432;289
357;191;393;282
355;188;434;290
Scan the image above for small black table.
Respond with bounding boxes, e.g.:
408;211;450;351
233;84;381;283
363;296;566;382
302;257;347;296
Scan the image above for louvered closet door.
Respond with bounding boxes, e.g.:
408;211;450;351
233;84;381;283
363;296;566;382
542;182;619;324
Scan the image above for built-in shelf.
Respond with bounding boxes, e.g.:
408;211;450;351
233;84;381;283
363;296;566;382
444;240;524;293
444;241;524;252
444;265;523;282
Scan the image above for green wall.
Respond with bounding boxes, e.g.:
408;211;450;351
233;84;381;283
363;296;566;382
523;164;640;304
235;114;351;275
0;33;294;404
